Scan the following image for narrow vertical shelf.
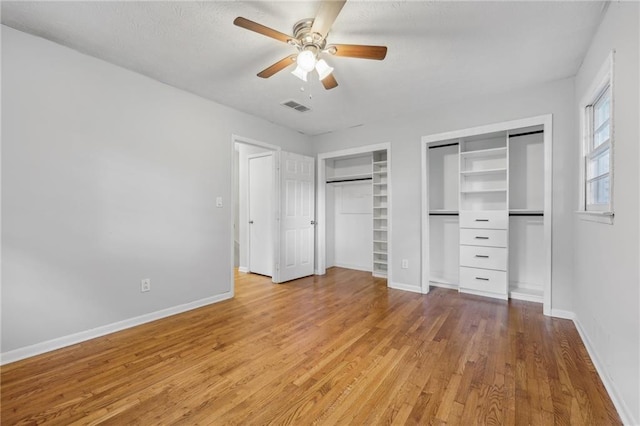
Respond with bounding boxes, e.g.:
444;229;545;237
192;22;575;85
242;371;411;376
373;150;388;278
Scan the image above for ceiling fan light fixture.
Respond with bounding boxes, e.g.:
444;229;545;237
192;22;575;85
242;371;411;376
291;65;308;82
296;49;317;73
315;59;334;81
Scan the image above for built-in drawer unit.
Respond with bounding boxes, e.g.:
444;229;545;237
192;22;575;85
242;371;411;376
460;245;507;271
459;210;508;229
459;267;507;295
459;229;507;248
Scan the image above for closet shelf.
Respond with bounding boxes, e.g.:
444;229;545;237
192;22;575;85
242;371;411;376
460;168;507;176
373;239;387;243
374;260;388;265
374;228;388;231
373;160;388;165
460;146;507;157
460;188;507;194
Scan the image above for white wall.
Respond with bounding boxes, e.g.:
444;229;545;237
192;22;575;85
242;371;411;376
331;182;373;271
1;26;311;356
572;2;639;424
312;78;576;305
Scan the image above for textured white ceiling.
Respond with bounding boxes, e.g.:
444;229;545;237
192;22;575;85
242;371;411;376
2;1;606;135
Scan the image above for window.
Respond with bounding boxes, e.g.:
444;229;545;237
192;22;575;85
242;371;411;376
579;51;614;220
585;85;612;209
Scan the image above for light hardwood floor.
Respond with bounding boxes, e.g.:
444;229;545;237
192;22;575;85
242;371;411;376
1;268;621;425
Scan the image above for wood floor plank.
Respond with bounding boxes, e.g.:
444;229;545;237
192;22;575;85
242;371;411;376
1;268;622;425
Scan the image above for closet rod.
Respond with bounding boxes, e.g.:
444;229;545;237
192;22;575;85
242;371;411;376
326;177;373;184
509;212;544;216
428;142;459;150
429;212;459;216
509;130;543;138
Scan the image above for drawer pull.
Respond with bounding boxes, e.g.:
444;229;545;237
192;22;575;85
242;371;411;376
475;255;489;258
475;219;489;222
474;236;489;239
475;277;489;281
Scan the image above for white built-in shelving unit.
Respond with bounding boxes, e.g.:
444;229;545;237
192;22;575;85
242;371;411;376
422;116;551;309
372;150;388;277
458;133;509;300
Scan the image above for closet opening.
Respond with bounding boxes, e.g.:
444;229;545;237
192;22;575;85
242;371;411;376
316;144;391;281
421;116;552;315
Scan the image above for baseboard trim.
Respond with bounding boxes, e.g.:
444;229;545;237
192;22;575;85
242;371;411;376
388;281;423;294
1;292;233;365
550;309;576;320
238;266;249;273
430;281;459;290
573;316;636;426
332;262;372;272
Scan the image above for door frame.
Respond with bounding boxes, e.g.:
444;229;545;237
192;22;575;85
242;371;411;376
231;135;281;291
316;142;392;282
420;115;553;314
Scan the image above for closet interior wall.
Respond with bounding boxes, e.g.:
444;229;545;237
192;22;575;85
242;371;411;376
325;154;373;272
428;143;459;288
508;131;545;301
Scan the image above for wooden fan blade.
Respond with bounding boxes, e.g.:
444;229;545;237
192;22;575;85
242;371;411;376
257;55;297;78
330;44;387;60
234;17;293;43
311;0;347;39
321;73;338;90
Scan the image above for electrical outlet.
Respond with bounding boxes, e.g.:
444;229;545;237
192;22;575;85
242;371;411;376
401;259;409;269
141;278;151;292
216;196;223;208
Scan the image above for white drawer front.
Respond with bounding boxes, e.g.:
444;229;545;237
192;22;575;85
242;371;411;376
460;229;507;248
460;246;507;271
459;267;507;295
460;211;508;229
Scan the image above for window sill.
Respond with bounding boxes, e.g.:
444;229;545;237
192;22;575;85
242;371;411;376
575;210;614;224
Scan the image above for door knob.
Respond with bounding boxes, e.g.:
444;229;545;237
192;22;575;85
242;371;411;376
249;220;254;224
311;220;316;225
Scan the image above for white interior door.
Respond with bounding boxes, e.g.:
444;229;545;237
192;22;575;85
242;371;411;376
248;153;273;276
276;152;315;283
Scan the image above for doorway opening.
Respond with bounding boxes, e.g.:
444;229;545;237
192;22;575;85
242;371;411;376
231;135;316;290
233;137;279;285
316;143;392;284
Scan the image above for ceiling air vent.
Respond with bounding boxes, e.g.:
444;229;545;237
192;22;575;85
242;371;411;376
281;99;311;113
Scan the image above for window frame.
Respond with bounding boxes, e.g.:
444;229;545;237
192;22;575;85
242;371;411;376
578;51;615;222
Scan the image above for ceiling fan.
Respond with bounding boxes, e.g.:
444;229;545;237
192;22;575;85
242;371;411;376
233;0;387;90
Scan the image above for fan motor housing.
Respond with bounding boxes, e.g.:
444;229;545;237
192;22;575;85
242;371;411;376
292;19;326;51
